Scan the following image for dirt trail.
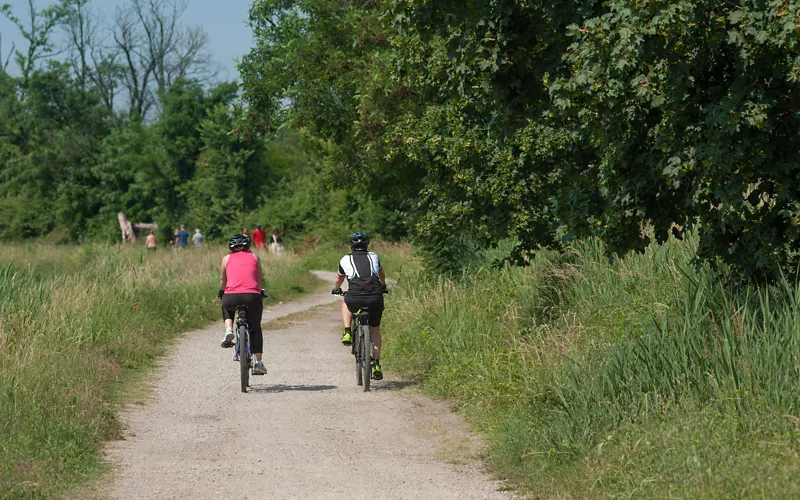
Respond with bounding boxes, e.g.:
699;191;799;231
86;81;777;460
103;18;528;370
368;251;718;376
104;272;512;499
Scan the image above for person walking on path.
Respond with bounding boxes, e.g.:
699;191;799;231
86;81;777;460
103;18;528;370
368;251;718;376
269;228;284;254
177;225;190;250
252;224;267;249
242;227;250;242
217;234;267;375
145;231;157;252
192;228;204;248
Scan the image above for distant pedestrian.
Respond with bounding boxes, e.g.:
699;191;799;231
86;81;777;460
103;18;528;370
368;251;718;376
252;224;267;249
193;228;204;248
145;230;157;252
170;228;179;252
242;227;250;241
177;224;189;250
270;228;285;255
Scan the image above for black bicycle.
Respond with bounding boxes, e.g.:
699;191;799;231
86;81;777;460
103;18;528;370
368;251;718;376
225;289;268;393
333;289;387;392
232;305;253;393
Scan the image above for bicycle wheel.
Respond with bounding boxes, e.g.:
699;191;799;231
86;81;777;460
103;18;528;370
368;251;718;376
239;325;249;393
355;319;363;386
361;321;371;392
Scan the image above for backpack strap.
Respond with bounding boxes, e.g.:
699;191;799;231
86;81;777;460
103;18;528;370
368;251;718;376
351;252;373;279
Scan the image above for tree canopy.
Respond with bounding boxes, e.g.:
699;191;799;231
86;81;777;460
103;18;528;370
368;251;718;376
240;0;800;279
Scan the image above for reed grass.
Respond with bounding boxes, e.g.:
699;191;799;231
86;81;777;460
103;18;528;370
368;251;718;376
0;245;319;498
383;233;800;497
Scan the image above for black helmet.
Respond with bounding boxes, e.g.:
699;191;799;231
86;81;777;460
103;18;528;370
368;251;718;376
349;231;369;250
228;234;250;252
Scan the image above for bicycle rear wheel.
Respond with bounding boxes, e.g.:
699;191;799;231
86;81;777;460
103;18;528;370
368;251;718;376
355;319;363;386
239;326;249;393
361;323;371;392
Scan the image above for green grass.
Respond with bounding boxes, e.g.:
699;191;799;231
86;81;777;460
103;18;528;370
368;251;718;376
0;245;320;498
382;233;800;497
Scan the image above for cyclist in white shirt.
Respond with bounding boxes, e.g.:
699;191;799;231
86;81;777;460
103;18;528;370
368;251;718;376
332;232;387;380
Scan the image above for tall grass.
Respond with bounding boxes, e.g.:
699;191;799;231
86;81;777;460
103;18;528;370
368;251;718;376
383;234;800;497
0;245;319;498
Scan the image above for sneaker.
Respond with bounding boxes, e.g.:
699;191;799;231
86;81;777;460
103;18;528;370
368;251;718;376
252;361;267;375
371;361;383;381
221;329;234;348
341;331;352;346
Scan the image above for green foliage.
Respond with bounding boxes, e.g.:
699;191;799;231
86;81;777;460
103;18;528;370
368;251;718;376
383;234;800;496
0;245;321;497
239;0;800;279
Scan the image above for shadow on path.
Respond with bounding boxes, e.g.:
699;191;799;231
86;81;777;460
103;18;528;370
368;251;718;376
371;380;415;392
249;384;337;394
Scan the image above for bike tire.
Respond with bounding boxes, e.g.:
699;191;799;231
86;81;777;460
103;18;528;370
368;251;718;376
239;326;249;393
362;323;371;392
355;321;363;386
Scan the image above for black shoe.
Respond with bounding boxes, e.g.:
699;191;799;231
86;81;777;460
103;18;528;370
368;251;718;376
371;361;383;381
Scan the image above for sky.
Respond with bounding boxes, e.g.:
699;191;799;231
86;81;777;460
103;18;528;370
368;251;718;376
0;0;256;81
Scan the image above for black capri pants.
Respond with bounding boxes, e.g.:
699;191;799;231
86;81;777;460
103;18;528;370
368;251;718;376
344;294;385;327
222;293;264;353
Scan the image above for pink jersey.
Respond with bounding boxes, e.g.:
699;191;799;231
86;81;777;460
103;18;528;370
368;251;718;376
224;252;260;294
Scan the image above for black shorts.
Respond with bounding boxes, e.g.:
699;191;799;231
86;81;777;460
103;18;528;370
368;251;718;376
344;294;384;327
221;293;264;353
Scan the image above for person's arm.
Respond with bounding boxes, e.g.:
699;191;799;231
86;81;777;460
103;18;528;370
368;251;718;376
334;274;345;290
219;255;229;295
334;259;346;291
379;267;386;284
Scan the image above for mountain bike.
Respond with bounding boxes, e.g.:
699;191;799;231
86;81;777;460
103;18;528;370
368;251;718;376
228;289;268;393
333;289;387;392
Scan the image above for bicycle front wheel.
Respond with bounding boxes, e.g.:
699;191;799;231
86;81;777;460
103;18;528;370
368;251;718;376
361;324;371;392
239;327;249;393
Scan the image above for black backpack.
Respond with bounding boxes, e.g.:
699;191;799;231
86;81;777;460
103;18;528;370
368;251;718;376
347;251;383;297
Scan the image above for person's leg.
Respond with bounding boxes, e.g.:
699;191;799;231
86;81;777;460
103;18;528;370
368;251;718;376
341;298;355;345
220;295;236;347
246;294;267;374
341;300;352;328
368;296;385;379
370;327;381;360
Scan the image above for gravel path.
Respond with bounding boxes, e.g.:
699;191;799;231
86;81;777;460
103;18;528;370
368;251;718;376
104;272;512;499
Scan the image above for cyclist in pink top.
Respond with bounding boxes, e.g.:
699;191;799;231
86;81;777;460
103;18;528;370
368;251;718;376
217;234;268;375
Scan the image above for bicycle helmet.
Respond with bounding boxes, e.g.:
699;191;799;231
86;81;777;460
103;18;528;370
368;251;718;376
228;234;250;252
349;231;369;251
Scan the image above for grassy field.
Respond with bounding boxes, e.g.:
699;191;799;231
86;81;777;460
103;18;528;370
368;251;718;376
382;234;800;497
0;244;319;498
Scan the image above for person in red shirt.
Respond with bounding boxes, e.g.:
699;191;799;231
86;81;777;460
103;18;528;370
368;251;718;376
252;224;267;249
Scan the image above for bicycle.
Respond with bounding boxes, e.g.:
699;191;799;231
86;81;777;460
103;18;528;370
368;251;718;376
332;288;387;392
231;305;253;393
224;289;268;393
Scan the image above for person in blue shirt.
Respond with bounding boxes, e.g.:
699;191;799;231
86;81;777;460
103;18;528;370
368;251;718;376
177;224;190;249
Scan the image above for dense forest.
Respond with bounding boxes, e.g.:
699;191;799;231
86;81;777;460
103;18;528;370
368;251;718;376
3;0;800;279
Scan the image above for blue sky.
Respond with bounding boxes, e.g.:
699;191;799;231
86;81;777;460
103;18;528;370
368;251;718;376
0;0;256;81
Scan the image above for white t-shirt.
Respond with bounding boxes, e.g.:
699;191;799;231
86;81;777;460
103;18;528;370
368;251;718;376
338;252;382;281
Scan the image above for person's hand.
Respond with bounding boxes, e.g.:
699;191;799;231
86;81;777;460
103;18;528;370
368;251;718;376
217;290;224;299
331;288;343;295
261;288;269;298
382;285;389;294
